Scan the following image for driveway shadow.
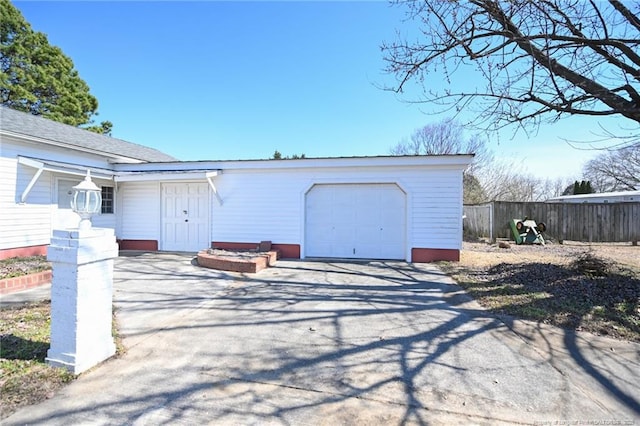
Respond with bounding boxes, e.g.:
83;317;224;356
5;255;639;425
111;257;640;423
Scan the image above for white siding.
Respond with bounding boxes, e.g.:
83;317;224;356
410;171;464;247
210;165;466;257
0;137;117;251
118;182;160;240
2;132;468;258
0;156;53;249
211;170;304;244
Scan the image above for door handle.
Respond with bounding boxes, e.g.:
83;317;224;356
185;219;189;222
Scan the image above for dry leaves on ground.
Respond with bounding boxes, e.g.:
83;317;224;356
0;256;50;280
441;241;640;342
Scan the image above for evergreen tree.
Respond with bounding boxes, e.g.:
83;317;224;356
586;181;593;194
570;180;595;194
0;0;104;128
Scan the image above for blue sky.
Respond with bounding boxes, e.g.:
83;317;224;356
12;1;623;180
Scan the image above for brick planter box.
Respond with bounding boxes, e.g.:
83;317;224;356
197;250;279;273
0;270;52;295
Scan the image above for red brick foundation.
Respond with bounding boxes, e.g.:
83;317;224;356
117;239;158;251
0;245;48;260
411;248;460;262
0;270;52;295
212;242;300;259
271;244;300;259
197;250;279;273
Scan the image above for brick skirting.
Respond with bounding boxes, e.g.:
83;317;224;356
0;270;52;295
0;245;48;260
411;248;460;262
117;239;159;251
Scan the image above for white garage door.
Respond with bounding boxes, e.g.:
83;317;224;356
305;184;406;260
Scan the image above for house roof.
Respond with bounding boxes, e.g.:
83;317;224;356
546;190;640;202
113;154;475;172
0;106;177;163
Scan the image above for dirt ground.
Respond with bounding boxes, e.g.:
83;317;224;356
448;240;639;342
460;240;640;273
0;256;50;280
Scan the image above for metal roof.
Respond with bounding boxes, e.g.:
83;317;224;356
546;190;640;202
0;106;177;162
17;156;116;180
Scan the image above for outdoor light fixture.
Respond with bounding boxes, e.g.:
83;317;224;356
71;170;102;230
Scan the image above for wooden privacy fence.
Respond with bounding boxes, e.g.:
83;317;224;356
463;204;492;240
464;202;640;244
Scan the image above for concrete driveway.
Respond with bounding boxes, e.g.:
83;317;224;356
5;253;640;425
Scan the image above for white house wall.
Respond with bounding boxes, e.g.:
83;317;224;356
411;172;463;246
0;154;52;251
2;132;469;262
0;137;117;257
211;169;305;244
209;164;465;261
116;181;161;250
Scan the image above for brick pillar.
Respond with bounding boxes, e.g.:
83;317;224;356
46;228;118;374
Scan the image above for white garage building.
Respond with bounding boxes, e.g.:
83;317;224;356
1;106;473;262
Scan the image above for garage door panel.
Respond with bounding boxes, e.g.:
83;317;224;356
305;183;405;260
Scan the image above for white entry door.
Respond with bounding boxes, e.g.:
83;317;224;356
161;183;210;252
54;178;81;230
305;183;406;260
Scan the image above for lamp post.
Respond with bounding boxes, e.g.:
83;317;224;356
46;169;117;374
71;170;102;230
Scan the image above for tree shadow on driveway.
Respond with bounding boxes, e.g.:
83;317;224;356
6;254;639;425
462;261;640;417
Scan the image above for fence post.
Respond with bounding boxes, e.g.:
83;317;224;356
559;203;566;244
489;202;494;243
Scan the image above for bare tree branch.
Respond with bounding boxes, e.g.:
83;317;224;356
583;145;640;191
389;118;494;202
609;0;640;33
382;0;640;148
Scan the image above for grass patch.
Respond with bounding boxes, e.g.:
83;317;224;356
0;301;123;419
0;302;74;419
439;255;640;343
0;256;50;280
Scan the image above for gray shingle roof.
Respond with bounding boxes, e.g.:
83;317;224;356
0;106;177;162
